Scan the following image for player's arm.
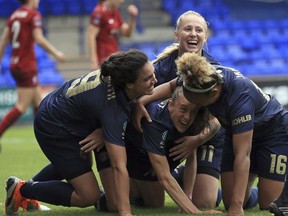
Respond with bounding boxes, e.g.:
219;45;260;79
87;24;100;70
0;27;9;63
105;141;133;216
228;130;253;215
33;28;65;62
147;152;202;213
170;116;221;161
120;5;138;37
134;78;177;132
182;150;197;201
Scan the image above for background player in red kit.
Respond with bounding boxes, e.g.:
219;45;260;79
87;0;138;70
0;0;65;150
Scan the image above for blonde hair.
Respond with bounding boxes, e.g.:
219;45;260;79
176;52;219;90
153;11;209;63
175;10;209;33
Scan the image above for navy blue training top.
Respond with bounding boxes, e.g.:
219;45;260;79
153;49;220;86
143;100;196;155
178;66;287;134
37;70;131;146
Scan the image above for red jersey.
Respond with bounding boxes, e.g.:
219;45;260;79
90;2;124;63
7;6;42;72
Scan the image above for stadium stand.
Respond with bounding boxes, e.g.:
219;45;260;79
1;0;288;87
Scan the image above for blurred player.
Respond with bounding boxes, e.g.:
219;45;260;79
87;0;138;70
0;0;65;152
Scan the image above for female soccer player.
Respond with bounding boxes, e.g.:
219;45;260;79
151;10;224;208
125;86;222;214
146;52;288;216
0;0;65;150
4;49;156;216
87;0;138;69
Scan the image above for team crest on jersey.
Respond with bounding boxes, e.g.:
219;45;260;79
121;121;128;140
160;130;168;149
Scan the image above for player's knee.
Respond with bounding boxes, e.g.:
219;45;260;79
78;193;100;207
193;194;217;208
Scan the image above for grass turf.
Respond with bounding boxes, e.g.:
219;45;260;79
0;125;274;215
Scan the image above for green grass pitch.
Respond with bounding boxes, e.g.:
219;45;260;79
0;125;274;215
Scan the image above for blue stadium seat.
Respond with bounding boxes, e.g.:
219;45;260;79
226;44;246;62
2;72;16;87
64;0;83;15
246;19;262;31
83;0;97;14
1;56;10;74
38;69;64;85
0;0;18;17
280;19;288;28
46;0;66;15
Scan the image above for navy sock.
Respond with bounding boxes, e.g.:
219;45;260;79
281;179;288;200
244;187;258;209
216;188;222;207
31;164;63;182
171;164;185;188
20;180;73;206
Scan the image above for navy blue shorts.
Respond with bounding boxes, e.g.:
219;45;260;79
221;114;288;181
197;127;224;178
94;147;111;171
126;139;159;181
34;114;92;180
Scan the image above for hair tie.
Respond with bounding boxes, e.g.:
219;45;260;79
183;81;216;93
107;76;116;100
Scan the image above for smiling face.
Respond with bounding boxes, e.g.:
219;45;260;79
174;13;208;56
126;61;157;100
168;92;200;133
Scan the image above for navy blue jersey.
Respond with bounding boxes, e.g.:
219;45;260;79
154;49;220;86
152;49;223;174
143;100;200;155
37;70;131;146
207;67;287;134
125;100;199;172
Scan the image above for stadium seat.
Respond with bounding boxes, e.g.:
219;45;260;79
2;72;16;87
0;0;18;17
38;69;64;85
46;0;66;15
64;0;83;15
246;19;263;31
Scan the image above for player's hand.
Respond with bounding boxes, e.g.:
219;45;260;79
54;50;65;62
127;4;138;17
90;59;100;71
79;128;104;152
132;100;151;133
170;136;199;161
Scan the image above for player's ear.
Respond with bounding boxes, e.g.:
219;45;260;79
210;87;219;97
174;31;179;42
167;99;173;111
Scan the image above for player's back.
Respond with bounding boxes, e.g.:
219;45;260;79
8;6;41;70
